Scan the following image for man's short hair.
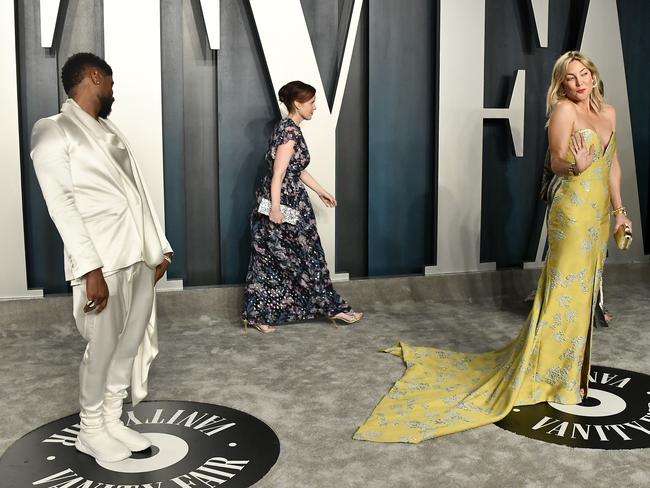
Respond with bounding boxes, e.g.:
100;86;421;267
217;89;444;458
61;52;112;95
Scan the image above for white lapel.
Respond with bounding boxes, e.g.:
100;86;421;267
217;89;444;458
103;120;159;217
103;118;166;268
100;117;148;197
61;100;138;195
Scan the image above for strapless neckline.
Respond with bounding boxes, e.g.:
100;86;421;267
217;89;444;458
575;127;615;155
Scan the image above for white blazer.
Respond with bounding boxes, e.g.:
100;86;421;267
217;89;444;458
30;99;172;281
31;99;171;404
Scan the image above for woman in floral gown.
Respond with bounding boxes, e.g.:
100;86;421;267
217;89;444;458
354;51;633;443
242;81;363;333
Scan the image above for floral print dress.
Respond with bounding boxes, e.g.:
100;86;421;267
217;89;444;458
242;118;351;326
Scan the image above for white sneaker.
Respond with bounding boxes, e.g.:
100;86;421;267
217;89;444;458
75;429;131;462
105;421;152;452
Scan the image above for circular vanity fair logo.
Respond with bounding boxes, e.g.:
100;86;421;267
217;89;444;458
496;365;650;449
0;400;280;488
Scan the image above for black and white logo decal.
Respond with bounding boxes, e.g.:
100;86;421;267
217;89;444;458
0;400;280;487
497;365;650;449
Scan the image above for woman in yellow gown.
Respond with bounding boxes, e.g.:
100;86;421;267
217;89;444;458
354;51;634;443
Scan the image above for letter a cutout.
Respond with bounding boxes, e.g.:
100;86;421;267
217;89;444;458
249;0;364;279
104;0;182;289
0;1;42;298
580;0;645;260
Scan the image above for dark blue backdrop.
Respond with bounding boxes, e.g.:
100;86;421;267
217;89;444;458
15;0;650;293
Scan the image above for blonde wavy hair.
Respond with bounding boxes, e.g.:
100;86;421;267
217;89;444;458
546;51;605;117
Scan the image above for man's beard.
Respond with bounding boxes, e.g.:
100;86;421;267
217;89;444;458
98;96;114;119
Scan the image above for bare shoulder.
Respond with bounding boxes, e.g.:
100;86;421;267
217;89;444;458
550;100;577;124
548;100;576;132
553;99;577;117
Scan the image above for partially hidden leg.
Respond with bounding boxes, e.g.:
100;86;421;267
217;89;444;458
103;263;155;452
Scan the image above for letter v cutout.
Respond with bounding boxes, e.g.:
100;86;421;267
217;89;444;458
249;0;364;279
0;1;42;298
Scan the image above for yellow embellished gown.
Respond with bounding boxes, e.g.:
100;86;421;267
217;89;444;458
355;129;615;443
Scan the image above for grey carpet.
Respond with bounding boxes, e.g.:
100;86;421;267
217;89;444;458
1;263;649;487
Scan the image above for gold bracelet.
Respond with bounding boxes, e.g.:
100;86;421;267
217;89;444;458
568;163;579;176
612;206;627;216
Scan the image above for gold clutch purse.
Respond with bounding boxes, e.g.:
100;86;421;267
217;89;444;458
614;224;633;250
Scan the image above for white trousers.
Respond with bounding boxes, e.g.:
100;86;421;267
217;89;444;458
72;262;155;432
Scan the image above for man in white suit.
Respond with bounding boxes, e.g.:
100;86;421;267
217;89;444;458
31;53;173;463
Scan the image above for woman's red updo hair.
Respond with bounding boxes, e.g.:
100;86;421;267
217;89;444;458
278;81;316;113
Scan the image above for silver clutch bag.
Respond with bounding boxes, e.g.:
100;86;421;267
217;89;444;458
257;198;299;225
